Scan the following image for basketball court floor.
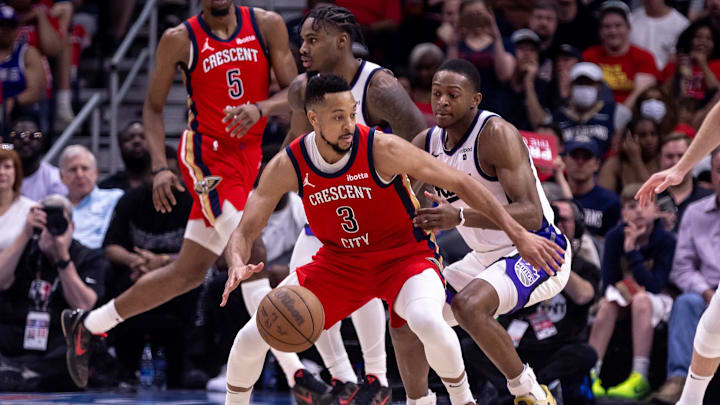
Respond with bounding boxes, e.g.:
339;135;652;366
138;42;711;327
0;390;292;405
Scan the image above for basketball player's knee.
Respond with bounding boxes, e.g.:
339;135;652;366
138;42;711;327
451;286;495;326
404;306;446;343
694;292;720;358
390;323;422;350
631;291;652;318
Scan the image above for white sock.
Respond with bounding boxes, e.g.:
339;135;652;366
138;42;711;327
507;364;547;400
351;299;387;385
407;390;437;405
632;356;650;379
225;388;251;405
443;372;474;405
83;299;123;334
315;324;358;384
677;370;712;405
57;89;72;106
595;360;603;374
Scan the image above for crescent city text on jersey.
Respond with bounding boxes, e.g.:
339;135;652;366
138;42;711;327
307;184;374;206
202;47;260;73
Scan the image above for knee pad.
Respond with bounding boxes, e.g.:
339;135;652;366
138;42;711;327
241;278;272;314
694;292;720;358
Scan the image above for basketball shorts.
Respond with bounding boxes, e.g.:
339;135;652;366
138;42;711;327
444;227;572;320
295;243;443;329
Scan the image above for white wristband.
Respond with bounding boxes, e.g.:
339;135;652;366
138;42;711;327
458;207;465;227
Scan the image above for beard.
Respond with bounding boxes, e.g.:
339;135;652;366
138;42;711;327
210;6;230;17
122;151;150;173
319;130;352;155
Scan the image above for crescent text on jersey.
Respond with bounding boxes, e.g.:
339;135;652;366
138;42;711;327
307;185;374;206
202;47;260;73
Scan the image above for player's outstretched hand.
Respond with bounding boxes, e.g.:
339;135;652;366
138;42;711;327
220;262;265;307
514;232;564;277
413;191;461;231
223;104;261;139
635;167;686;207
153;170;185;213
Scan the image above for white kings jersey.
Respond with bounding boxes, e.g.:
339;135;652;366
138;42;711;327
349;60;384;127
424;110;557;253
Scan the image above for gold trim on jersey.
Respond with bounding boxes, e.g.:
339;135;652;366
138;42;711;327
180;129;217;225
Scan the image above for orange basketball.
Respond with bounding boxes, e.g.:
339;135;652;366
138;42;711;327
256;285;325;352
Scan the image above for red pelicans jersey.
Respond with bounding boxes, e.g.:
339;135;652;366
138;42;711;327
183;6;269;143
286;124;436;255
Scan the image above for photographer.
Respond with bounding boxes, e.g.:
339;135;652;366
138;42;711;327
0;194;107;391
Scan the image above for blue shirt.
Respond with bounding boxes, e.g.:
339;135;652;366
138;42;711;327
554;100;616;157
575;185;621;237
73;187;124;249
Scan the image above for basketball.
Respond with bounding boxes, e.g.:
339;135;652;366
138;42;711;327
256;285;325;352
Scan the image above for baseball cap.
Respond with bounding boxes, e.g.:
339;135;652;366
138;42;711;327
557;44;581;60
0;5;17;24
570;62;603;82
565;139;601;158
511;29;541;47
599;0;631;21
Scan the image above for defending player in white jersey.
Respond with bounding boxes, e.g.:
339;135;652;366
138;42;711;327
391;59;572;405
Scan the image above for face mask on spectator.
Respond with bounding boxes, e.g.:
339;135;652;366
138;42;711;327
640;99;666;123
571;85;598;109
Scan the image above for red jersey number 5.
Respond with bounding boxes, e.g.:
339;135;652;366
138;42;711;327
227;68;244;99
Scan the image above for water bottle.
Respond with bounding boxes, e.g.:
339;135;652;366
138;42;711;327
139;341;155;389
154;347;167;390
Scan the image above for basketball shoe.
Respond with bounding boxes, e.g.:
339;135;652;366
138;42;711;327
329;378;360;405
292;369;333;405
61;309;97;388
351;375;392;405
513;385;556;405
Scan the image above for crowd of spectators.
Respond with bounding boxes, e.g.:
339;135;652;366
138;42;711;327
0;0;719;404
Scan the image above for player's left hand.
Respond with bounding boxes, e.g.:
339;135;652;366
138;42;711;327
514;232;564;276
220;262;265;307
413;191;461;231
223;103;262;138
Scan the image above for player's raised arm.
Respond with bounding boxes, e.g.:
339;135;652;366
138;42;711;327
636;101;720;206
374;133;564;274
143;25;189;213
366;70;427;142
222;152;299;305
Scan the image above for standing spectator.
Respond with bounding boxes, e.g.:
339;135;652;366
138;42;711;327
447;0;515;112
599;117;661;194
528;1;558;82
0;145;33;251
554;62;618;157
0;194;107;391
590;183;676;400
554;0;599;51
408;43;444;127
436;0;460;49
630;0;689;71
583;1;660;109
98;121;150;191
498;29;553;131
662;20;720;110
59;145;122;249
0;5;45;121
10;112;67;201
563;138;622;239
652;148;720;404
656;132;713;230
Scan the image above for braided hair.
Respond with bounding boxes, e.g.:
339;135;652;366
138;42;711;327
300;4;365;46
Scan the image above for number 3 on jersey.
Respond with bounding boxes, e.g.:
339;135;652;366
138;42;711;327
226;68;244;99
336;206;359;233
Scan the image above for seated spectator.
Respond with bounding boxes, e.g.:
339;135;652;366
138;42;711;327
583;1;660;109
656;132;713;230
590;183;676;401
630;0;689;71
528;1;559;82
0;144;33;250
0;5;45;121
563;138;621;239
633;85;677;137
10;0;61;58
497;29;553;131
599;117;661;194
408;43;444;127
550;43;580;109
662;20;720;112
652;147;720;405
59;145;122;249
98;121;150;191
467;197;600;405
10;112;67;201
555;62;618;157
0;194;107;391
447;0;515;112
554;0;599;51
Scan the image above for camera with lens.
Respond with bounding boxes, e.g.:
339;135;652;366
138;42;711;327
42;205;69;236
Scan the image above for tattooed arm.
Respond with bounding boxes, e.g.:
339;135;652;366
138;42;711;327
282;75;314;147
365;70;427;142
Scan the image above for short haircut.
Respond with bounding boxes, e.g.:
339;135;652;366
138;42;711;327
301;4;364;46
304;73;351;110
660;132;691;150
11;107;40;129
409;42;444;69
121;120;143;138
59;144;97;171
436;59;482;91
0;146;23;195
533;0;558;15
460;0;485;14
621;183;644;205
42;193;73;218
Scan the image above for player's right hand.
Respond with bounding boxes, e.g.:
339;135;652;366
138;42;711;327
635;167;686;207
221;262;265;307
514;232;564;277
153;169;185;213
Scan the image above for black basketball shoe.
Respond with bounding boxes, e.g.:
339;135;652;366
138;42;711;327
61;309;97;388
351;375;392;405
329;378;360;405
292;369;333;405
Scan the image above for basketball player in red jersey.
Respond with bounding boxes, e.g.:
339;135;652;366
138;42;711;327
219;74;564;405
60;0;299;389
